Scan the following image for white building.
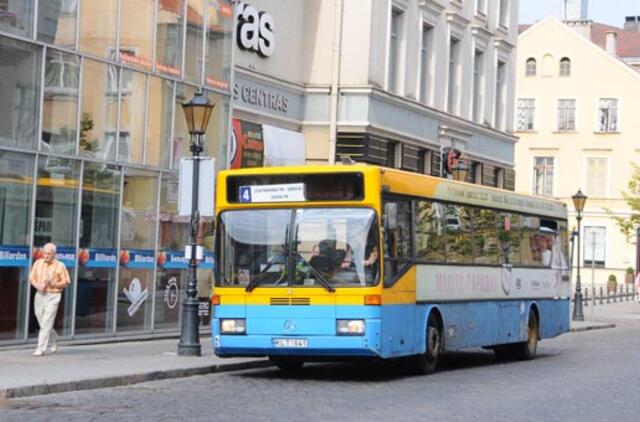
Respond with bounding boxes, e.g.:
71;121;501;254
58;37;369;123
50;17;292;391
230;0;519;188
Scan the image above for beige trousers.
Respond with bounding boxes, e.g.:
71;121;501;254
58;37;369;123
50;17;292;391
34;291;61;352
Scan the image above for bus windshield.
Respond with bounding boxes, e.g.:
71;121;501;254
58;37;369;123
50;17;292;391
217;208;380;288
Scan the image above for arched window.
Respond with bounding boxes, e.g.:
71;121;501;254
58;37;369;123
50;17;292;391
559;57;571;76
542;54;554;76
525;58;536;76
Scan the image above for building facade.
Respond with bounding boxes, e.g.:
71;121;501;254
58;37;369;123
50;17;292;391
515;16;640;290
0;0;233;347
230;0;519;187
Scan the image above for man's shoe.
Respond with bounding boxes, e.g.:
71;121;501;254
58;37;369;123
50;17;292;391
33;350;44;356
50;344;58;353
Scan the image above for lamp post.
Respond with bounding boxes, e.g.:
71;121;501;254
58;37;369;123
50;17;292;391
451;159;469;182
178;91;215;356
572;189;587;322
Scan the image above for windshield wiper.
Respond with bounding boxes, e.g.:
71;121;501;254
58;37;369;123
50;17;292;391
245;250;287;292
296;253;335;293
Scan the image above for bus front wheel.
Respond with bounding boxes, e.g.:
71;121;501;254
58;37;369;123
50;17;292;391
410;313;442;375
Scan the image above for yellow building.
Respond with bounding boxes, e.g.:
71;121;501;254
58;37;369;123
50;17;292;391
515;16;640;291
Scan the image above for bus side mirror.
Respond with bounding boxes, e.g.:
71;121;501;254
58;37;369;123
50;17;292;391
384;203;398;231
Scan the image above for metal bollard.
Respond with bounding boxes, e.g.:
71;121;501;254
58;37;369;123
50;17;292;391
625;285;629;301
607;289;611;304
584;288;589;307
599;286;604;305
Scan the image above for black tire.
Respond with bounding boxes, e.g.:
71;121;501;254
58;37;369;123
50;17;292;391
514;310;539;360
409;313;442;375
270;356;304;372
493;311;539;361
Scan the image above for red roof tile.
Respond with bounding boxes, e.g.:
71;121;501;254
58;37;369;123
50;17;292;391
591;22;640;58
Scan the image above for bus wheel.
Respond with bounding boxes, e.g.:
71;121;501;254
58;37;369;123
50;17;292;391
270;356;304;372
515;310;539;360
410;313;442;375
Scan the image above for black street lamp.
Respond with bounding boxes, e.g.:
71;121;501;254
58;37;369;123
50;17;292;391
572;189;587;322
451;159;469;182
178;91;215;357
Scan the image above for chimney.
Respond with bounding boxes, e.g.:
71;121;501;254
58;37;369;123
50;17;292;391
564;0;588;21
624;16;640;32
605;31;617;56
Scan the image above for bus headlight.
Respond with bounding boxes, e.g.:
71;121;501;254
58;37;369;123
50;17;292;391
336;319;365;335
220;319;246;334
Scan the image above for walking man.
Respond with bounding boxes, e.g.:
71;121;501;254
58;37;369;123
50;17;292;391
29;242;70;356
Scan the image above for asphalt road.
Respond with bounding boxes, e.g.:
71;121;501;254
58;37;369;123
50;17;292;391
2;318;640;422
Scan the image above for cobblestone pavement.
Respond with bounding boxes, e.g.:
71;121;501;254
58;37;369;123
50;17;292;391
2;304;640;422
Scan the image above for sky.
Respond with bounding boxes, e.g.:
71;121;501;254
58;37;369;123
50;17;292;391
519;0;640;27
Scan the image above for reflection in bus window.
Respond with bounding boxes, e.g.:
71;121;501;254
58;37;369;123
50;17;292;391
445;205;473;264
415;200;445;262
471;208;499;265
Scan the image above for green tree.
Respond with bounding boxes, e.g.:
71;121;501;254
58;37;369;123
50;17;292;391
605;163;640;239
79;112;100;152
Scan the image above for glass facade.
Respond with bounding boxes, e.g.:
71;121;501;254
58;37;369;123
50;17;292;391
0;0;233;346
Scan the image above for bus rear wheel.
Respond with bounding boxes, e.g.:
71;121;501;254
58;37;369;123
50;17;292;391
410;313;442;375
514;310;539;360
270;356;305;372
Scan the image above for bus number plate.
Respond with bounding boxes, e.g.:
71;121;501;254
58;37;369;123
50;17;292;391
272;338;308;348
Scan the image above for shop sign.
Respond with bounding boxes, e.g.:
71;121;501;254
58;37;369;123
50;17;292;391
232;82;289;113
56;247;77;268
230;118;264;168
157;251;189;269
200;252;215;270
78;248;118;268
119;249;155;269
236;1;275;57
0;246;30;267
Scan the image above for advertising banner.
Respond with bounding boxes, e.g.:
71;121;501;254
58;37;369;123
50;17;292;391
119;249;155;269
0;245;30;267
78;248;118;268
230;118;264;169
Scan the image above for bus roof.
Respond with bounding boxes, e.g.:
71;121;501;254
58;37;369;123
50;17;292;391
217;165;567;219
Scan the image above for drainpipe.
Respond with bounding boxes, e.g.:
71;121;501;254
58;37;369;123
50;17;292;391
328;0;344;165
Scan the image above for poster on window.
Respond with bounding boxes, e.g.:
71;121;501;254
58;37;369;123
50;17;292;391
230;119;264;169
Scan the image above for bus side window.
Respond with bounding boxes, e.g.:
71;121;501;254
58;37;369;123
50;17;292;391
415;200;445;262
383;199;412;280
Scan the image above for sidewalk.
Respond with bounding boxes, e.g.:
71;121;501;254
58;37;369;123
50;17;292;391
0;336;270;399
2;302;636;400
570;299;640;332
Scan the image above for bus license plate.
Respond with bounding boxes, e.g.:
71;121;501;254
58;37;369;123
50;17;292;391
272;338;308;348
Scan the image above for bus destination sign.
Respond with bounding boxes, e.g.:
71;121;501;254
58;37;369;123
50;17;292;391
239;183;306;203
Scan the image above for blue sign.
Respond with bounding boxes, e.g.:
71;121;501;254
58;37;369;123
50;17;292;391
120;249;155;269
0;245;30;267
200;252;215;270
239;186;252;203
56;247;77;268
159;251;189;269
79;248;118;268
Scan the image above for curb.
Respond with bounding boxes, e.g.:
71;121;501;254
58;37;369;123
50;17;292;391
569;323;616;333
0;359;272;400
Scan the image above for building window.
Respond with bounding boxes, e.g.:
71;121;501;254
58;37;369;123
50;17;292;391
494;61;506;129
598;98;618;132
559;57;571;76
533;157;554;196
586;157;608;197
473;50;484;122
498;0;509;28
525;58;536;76
583;226;606;268
557;99;576;131
542;54;554;76
388;9;403;93
44;50;80;91
517;98;535;131
495;168;505;189
448;38;460;114
419;24;432;104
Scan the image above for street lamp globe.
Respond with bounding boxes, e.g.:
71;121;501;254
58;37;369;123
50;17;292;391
182;91;215;135
572;189;587;213
451;160;469;182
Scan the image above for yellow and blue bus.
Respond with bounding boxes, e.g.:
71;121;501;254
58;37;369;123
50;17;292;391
212;164;570;372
